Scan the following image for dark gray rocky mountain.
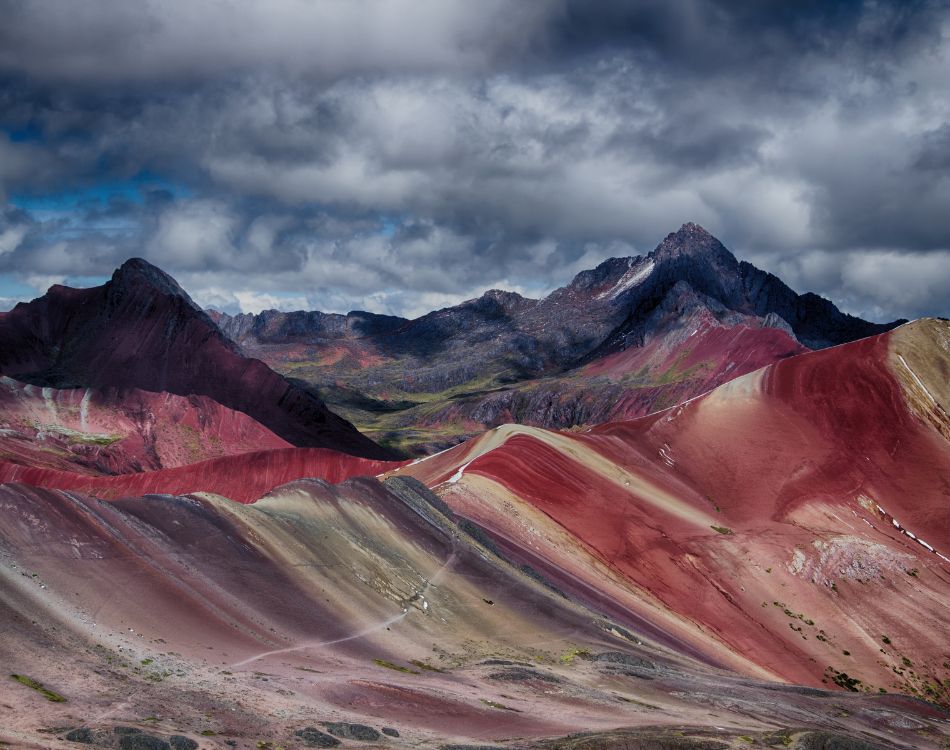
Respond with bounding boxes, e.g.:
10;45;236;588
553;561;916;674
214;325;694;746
209;223;903;454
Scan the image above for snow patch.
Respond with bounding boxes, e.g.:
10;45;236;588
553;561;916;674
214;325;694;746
447;460;473;484
897;354;937;404
595;259;655;300
865;498;947;565
658;443;675;468
79;388;92;432
42;386;57;420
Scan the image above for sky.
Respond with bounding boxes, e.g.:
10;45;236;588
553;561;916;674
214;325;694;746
0;0;949;321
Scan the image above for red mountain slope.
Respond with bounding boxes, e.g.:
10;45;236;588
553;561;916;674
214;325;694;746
1;478;945;749
390;318;950;702
1;321;948;747
0;376;291;474
0;446;400;502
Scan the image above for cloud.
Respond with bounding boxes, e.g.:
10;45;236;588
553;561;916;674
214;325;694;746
0;0;554;83
145;200;240;270
0;208;30;255
190;286;310;316
746;247;950;322
0;0;947;321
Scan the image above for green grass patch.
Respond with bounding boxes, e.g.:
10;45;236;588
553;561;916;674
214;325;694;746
373;658;420;674
10;674;66;702
35;423;123;446
830;670;861;691
79;434;123;446
710;525;734;535
558;647;592;665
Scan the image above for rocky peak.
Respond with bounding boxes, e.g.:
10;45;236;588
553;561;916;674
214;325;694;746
481;288;530;305
651;222;737;267
109;258;200;309
466;288;536;315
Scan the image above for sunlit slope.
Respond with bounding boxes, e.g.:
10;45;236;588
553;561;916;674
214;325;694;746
0;476;734;742
391;319;950;702
2;476;945;748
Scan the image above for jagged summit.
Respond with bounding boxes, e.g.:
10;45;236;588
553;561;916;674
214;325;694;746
651;222;737;266
676;221;713;239
110;257;199;307
480;288;528;302
469;288;537;312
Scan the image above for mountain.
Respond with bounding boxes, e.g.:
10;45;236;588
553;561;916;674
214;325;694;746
579;222;899;353
212;223;902;454
394;317;950;702
2;320;948;749
0;258;393;460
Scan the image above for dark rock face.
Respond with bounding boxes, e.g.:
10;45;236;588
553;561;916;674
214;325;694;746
65;728;94;743
295;727;342;747
479;658;532;667
588;223;900;355
594;651;657;670
321;722;382;741
220;223;895;364
381;727;400;737
113;727;142;735
169;737;199;750
119;734;171;750
487;667;561;683
0;258;392;459
211;308;407;345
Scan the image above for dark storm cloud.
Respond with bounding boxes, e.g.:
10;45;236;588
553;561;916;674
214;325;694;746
915;124;950;172
0;0;948;320
549;1;940;65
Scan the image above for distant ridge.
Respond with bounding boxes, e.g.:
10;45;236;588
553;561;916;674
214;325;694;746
214;223;902;352
207;223;904;453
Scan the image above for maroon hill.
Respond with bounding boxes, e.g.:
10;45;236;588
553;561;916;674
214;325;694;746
0;258;393;460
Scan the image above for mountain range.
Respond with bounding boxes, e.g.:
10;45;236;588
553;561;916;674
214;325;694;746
211;223;902;454
0;224;947;750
